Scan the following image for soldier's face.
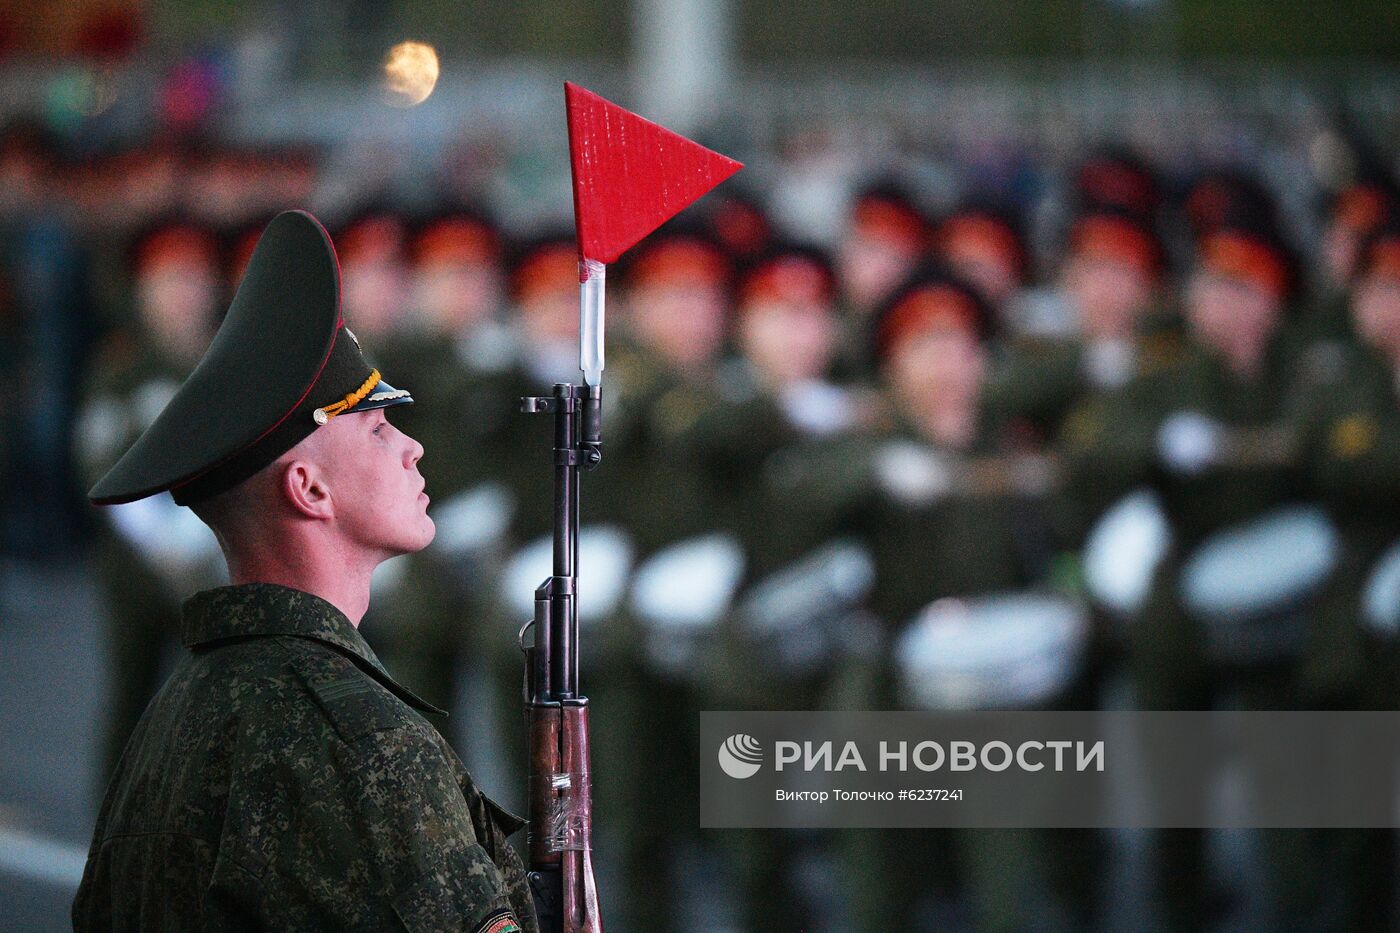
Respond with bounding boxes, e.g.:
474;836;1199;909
520;287;579;344
1064;256;1151;340
627;282;728;371
945;242;1018;307
1352;276;1400;359
342;261;408;340
739;298;836;386
413;262;502;334
316;408;435;559
138;261;218;362
838;234;918;314
1321;222;1360;289
886;326;986;418
1187;271;1280;363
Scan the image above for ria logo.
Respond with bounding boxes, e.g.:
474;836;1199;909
718;734;763;779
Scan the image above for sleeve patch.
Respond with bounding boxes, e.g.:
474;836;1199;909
476;910;523;933
1329;414;1378;460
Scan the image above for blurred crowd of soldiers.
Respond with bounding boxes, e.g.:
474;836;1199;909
5;114;1400;931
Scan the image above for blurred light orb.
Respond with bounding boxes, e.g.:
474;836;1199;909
383;41;440;107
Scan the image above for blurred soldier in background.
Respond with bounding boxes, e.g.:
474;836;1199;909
994;208;1175;479
495;234;593;539
1293;219;1400;709
686;243;867;932
1060;209;1308;931
1305;172;1398;348
1283;219;1400;932
334;208;411;345
1319;175;1397;296
817;269;1082;932
75;219;223;782
362;209;513;716
601;226;732;548
689;243;867;579
402;209;513;380
934;202;1031;337
596;227;733;933
834;181;929;376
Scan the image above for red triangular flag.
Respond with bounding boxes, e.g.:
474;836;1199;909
566;82;743;265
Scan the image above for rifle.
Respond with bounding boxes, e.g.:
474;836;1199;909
518;82;740;933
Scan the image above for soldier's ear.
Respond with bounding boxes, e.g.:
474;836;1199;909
280;458;333;520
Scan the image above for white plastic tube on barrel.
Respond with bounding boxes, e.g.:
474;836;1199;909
580;259;606;387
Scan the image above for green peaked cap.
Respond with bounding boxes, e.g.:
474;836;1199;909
89;209;413;507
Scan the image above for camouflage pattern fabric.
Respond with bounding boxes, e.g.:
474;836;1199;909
73;582;538;933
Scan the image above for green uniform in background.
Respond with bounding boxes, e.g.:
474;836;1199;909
1292;343;1400;706
1284;343;1399;932
587;337;721;547
359;325;522;719
682;371;859;584
74;583;536;933
988;320;1184;452
75;333;221;785
1060;338;1308;931
808;417;1082;932
583;338;724;933
683;370;866;933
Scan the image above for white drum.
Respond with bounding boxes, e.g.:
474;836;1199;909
502;525;635;630
895;593;1089;710
1179;505;1339;662
628;533;746;678
1083;488;1172;617
1362;538;1400;638
735;539;876;677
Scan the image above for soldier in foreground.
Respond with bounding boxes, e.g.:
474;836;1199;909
73;210;536;932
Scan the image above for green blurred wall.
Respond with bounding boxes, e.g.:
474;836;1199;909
150;0;1400;66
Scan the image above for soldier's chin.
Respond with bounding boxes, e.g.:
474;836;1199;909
383;515;436;558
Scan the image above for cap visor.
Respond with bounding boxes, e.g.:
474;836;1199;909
348;379;413;414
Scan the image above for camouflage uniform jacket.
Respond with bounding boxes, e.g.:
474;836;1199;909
73;582;538;933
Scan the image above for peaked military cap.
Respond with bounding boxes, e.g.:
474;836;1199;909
89;209;413;507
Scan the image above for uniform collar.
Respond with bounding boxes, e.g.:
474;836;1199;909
181;582;445;716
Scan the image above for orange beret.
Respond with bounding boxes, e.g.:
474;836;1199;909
337;215;405;266
739;254;833;308
1070;214;1162;280
135;225;218;275
1335;185;1393;234
1361;232;1400;281
412;217;500;268
852;197;927;251
627;238;729;289
876;284;982;360
512;242;579;301
1200;231;1290;299
938;213;1026;280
